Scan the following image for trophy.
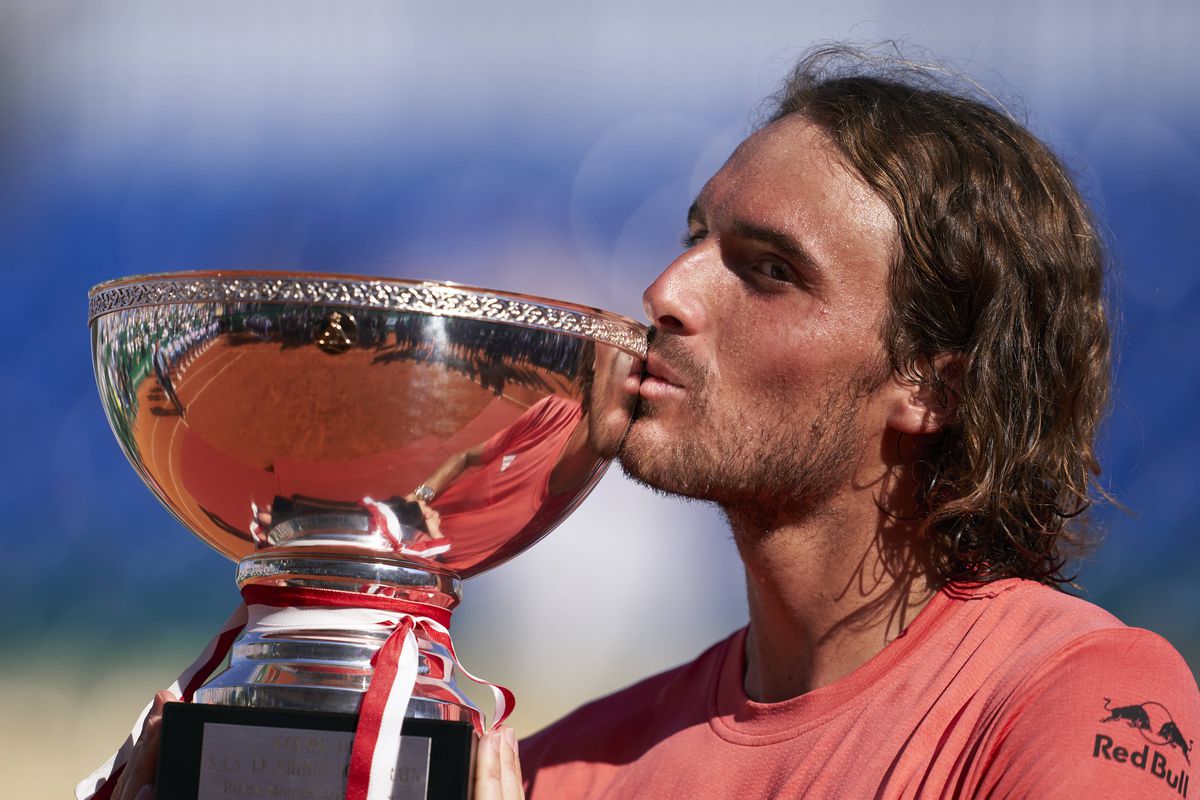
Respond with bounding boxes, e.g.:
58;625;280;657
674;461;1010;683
79;271;646;800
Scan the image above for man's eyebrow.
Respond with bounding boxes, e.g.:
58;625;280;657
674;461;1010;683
686;201;703;226
730;218;823;275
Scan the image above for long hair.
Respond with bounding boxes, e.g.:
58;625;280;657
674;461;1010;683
768;45;1112;586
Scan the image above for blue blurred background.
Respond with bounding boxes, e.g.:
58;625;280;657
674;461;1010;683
1;2;1197;795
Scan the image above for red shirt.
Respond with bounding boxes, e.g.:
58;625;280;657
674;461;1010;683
521;579;1200;798
432;395;583;571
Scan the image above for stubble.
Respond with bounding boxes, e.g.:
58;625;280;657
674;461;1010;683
619;333;885;521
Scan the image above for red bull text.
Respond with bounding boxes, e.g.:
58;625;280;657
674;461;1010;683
1094;735;1190;797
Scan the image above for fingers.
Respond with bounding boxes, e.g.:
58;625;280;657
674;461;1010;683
474;729;501;800
113;690;174;800
474;727;525;800
412;499;445;539
499;727;524;799
423;507;444;539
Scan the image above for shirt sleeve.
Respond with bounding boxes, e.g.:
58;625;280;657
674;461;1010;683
478;405;533;464
478;397;557;464
975;627;1200;799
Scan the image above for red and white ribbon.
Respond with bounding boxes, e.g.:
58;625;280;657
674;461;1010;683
75;585;513;800
363;496;451;558
74;605;249;800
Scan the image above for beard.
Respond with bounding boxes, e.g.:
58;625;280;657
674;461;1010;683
619;333;885;518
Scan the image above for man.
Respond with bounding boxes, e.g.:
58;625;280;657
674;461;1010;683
103;45;1198;800
507;46;1200;798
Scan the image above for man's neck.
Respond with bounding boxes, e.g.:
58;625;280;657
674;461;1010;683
727;492;935;704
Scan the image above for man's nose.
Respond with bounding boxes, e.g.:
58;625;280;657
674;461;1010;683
642;250;709;335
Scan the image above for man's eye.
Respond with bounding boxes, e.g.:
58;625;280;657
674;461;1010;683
751;259;792;283
680;230;706;248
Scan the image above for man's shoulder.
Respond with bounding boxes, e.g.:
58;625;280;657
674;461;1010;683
940;579;1130;667
915;579;1197;717
989;580;1195;698
940;580;1199;795
949;577;1123;626
976;617;1199;795
520;630;738;768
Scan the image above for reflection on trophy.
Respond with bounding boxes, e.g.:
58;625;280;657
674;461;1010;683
79;272;646;800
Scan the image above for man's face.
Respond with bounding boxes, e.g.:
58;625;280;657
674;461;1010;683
619;116;900;515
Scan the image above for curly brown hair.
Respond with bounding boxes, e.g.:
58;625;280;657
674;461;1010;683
767;45;1112;586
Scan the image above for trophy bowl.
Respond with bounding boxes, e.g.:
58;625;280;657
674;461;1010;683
86;270;646;799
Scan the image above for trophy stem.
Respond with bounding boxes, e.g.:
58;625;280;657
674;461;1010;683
193;553;471;721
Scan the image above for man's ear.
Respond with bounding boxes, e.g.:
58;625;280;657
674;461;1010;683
886;354;960;436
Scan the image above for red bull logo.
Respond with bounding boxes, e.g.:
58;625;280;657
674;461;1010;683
1094;698;1192;797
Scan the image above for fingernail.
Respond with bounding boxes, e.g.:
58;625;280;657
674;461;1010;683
489;730;502;754
503;727;517;749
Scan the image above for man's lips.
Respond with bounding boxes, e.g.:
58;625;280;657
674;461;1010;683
645;353;686;386
640;353;687;400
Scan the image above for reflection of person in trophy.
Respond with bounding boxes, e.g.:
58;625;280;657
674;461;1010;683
507;44;1200;799
255;495;449;558
407;340;639;568
580;341;642;460
151;344;186;417
407;394;585;567
361;495;449;558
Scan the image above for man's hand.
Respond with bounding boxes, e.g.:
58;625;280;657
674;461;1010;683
474;726;525;800
111;689;175;800
410;498;445;540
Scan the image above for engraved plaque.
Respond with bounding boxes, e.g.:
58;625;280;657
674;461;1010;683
158;704;473;800
196;724;430;800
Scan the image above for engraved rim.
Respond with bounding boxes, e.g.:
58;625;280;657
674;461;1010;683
88;270;647;356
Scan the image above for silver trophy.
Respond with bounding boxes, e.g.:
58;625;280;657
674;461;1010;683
86;271;646;800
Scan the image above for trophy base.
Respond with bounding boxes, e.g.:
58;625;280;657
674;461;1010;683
157;702;475;800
